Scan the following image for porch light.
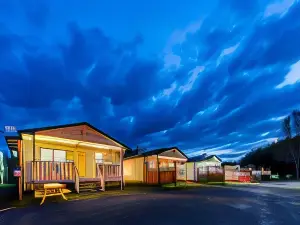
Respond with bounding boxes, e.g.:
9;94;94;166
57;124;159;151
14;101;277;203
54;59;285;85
22;134;32;140
79;142;119;150
158;156;187;161
36;135;78;145
35;135;121;150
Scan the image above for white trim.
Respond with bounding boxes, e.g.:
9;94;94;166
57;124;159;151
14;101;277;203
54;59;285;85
159;149;187;159
199;156;222;163
158;156;187;161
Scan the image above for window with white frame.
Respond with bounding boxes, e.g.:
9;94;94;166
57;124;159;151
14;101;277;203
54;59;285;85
40;148;73;162
41;148;53;161
54;150;66;162
95;152;103;163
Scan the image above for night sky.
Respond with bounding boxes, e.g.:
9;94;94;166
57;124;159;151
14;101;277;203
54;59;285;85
1;0;300;161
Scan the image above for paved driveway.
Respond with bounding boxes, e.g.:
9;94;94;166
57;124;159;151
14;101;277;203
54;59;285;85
259;181;300;189
1;186;300;225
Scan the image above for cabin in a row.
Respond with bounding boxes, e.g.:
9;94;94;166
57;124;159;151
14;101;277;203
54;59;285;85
124;147;188;184
4;122;222;197
5;122;129;194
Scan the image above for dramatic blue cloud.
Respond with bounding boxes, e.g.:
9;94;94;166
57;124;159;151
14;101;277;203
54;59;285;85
1;0;300;161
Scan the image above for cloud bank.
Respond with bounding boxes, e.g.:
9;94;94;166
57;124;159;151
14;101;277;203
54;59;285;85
1;0;300;161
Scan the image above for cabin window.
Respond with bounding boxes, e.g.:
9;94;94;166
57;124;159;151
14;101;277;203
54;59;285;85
149;161;155;168
41;148;53;161
54;150;66;162
168;162;175;168
40;148;73;162
159;161;168;168
95;152;103;163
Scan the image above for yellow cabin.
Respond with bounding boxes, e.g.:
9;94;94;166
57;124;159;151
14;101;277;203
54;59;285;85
5;122;130;193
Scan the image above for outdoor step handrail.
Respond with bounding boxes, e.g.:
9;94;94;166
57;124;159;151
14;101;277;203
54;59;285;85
73;165;80;193
96;164;105;191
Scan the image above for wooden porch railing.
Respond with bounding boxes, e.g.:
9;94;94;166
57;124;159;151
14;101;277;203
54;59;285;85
96;163;122;182
26;161;75;183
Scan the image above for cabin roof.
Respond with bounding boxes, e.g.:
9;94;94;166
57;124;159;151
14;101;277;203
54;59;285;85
124;146;188;159
4;135;21;151
188;155;222;163
17;122;131;150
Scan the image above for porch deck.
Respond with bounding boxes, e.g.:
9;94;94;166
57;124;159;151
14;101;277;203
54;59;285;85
25;161;122;192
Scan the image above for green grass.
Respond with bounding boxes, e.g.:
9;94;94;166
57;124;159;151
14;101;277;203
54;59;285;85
0;184;16;188
207;181;260;186
162;182;203;189
9;187;152;208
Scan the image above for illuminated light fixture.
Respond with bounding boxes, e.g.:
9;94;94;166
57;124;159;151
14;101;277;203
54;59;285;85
79;142;119;150
22;134;32;141
35;135;121;150
36;135;78;145
158;156;187;161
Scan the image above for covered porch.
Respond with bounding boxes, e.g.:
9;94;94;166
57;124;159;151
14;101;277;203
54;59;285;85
18;123;128;193
146;155;187;184
124;147;188;185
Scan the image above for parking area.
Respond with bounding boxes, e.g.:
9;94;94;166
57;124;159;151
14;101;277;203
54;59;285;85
1;185;300;225
259;181;300;189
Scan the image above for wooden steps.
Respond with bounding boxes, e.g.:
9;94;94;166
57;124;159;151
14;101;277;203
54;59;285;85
79;181;103;193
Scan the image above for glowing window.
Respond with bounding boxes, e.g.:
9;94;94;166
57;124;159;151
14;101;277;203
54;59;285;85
41;148;53;161
169;162;175;168
95;152;103;163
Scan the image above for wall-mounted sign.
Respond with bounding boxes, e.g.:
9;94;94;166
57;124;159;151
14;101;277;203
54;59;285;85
4;126;17;133
14;168;21;177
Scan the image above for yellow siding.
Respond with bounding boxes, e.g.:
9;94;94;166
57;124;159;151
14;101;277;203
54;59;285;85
187;162;195;181
22;134;123;191
25;140;121;180
23;137;33;162
124;157;144;182
85;151;94;177
22;136;34;191
35;146;41;160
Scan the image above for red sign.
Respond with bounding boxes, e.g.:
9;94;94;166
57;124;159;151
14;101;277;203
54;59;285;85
238;176;251;182
14;169;21;177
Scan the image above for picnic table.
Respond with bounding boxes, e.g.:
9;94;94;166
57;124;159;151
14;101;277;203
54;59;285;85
36;183;71;205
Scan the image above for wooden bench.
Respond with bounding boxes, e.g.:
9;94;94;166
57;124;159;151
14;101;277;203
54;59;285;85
35;183;71;205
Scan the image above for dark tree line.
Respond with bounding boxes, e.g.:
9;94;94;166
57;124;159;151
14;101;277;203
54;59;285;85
240;110;300;180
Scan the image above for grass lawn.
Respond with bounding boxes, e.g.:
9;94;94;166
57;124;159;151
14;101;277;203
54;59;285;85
162;182;203;189
207;181;260;186
9;187;155;208
0;184;16;188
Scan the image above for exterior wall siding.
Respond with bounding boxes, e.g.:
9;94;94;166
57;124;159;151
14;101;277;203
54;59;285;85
23;139;122;191
159;149;186;159
186;162;195;181
124;157;144;182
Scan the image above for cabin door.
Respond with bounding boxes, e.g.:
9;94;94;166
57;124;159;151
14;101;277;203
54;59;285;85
77;152;86;177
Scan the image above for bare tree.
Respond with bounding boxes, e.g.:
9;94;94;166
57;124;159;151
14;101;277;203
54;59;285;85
292;110;300;179
292;110;300;135
282;114;300;179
